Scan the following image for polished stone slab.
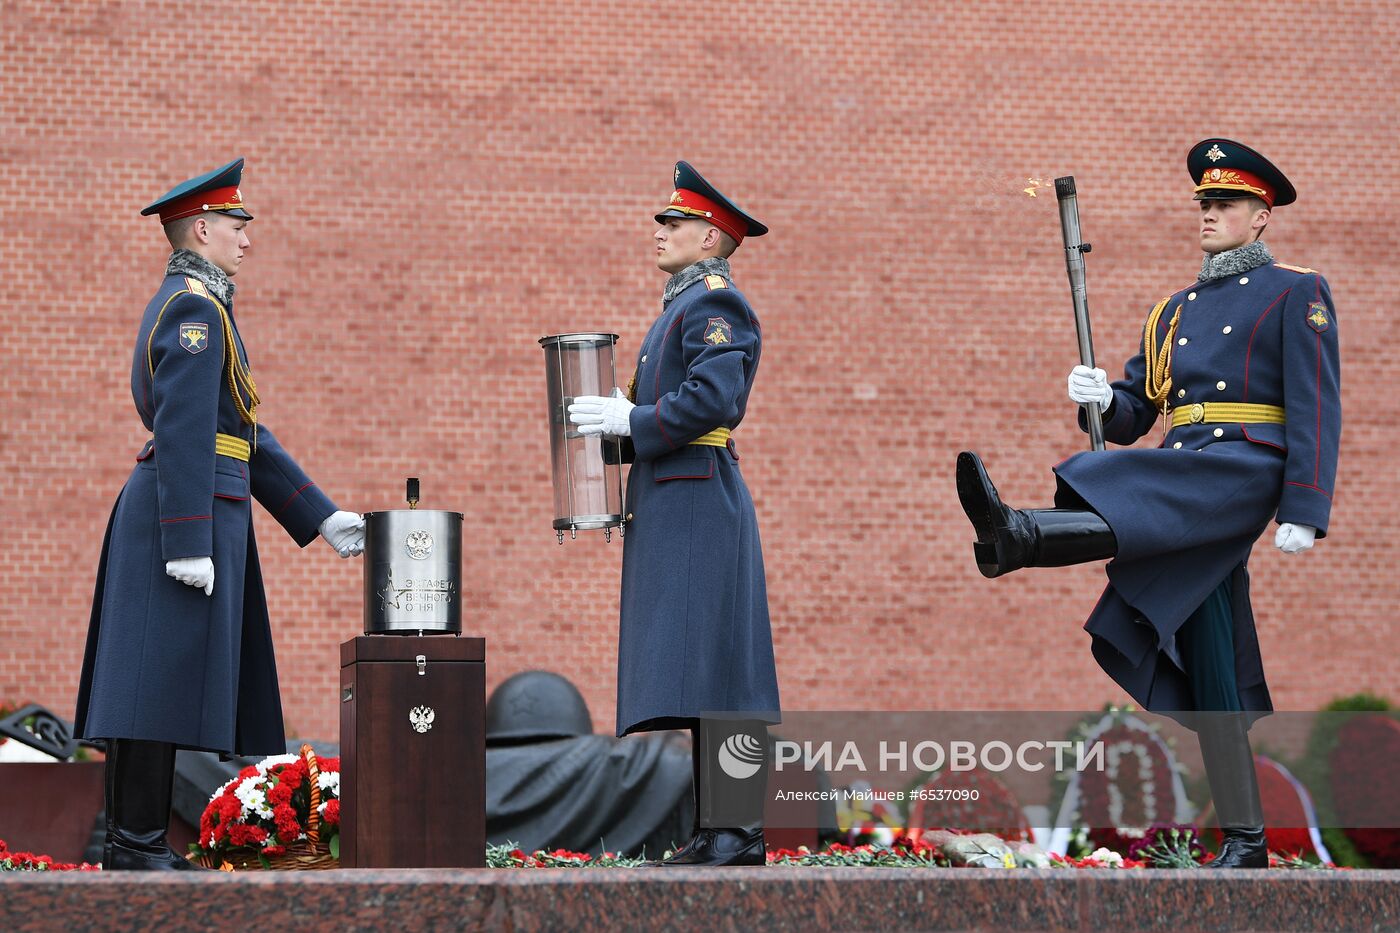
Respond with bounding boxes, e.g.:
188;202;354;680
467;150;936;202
1;867;1395;932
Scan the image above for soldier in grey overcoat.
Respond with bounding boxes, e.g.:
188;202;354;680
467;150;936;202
569;162;779;866
74;159;366;870
957;140;1340;868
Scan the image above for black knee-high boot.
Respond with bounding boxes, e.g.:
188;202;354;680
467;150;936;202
641;726;705;866
102;739;207;871
687;727;703;840
1198;715;1268;868
653;719;767;867
956;451;1117;578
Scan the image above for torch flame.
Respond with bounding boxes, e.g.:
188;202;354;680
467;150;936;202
1023;177;1055;198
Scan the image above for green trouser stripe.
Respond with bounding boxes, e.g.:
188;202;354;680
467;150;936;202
1178;574;1242;713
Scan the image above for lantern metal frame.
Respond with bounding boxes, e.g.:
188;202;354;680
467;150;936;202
539;332;627;544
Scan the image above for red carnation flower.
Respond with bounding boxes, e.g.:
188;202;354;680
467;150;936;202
191;751;343;865
274;802;302;841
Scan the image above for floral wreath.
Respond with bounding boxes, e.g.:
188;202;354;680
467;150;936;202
190;744;340;869
1077;721;1183;854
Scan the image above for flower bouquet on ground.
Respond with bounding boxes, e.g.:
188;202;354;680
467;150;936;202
486;844;646;868
0;838;99;872
188;743;340;871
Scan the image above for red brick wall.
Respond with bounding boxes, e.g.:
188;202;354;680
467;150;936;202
2;1;1395;742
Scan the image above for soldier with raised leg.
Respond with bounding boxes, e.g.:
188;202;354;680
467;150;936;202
957;139;1340;867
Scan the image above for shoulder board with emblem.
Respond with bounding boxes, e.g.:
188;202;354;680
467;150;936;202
184;276;212;299
704;274;728;291
1274;262;1319;275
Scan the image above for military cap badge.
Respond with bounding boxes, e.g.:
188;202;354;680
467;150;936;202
704;317;733;346
1307;301;1330;332
1187;138;1296;207
656;161;768;243
180;322;209;354
142;157;253;224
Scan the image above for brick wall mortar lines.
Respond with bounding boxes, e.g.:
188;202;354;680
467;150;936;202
1;1;1396;740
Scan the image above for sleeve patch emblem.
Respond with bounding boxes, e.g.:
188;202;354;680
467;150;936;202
704;317;733;346
179;322;209;353
1306;302;1330;332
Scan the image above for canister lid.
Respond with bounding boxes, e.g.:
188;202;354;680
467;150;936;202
538;332;620;348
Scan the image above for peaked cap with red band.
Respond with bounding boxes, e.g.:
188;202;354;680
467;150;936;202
141;157;253;224
655;160;767;244
1187;138;1295;208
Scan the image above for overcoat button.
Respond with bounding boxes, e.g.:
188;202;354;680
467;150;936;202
1222;325;1232;334
1188;292;1197;301
1178;337;1188;346
1239;276;1249;285
1213;428;1224;437
1177;388;1186;398
1216;381;1227;391
1173;442;1183;449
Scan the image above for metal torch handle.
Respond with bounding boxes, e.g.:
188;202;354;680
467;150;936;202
1055;176;1105;452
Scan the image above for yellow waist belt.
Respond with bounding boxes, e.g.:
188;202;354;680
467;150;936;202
689;427;732;448
1169;402;1285;429
215;432;252;461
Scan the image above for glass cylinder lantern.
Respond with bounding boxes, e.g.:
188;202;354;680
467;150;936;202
539;332;626;543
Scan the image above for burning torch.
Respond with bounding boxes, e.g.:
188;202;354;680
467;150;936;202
1054;176;1105;452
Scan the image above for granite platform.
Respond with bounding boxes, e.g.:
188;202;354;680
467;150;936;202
2;867;1396;932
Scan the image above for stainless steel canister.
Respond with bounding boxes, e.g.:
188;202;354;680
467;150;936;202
364;509;464;635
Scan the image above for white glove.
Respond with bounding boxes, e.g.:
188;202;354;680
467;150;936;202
166;557;215;596
568;389;634;437
1275;523;1317;554
1068;365;1114;410
320;510;366;557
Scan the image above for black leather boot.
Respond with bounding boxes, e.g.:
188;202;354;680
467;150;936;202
643;730;706;866
656;826;766;867
1198;715;1268;869
100;739;115;869
102;739;208;871
956;451;1116;578
650;720;767;867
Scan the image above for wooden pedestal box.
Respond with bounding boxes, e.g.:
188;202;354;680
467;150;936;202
339;635;485;867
